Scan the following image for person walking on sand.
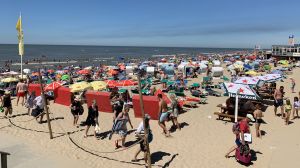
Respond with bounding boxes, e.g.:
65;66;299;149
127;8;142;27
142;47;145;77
132;114;153;164
2;91;12;118
84;100;99;138
158;94;170;137
290;77;296;93
16;79;27;106
292;97;300;119
284;99;292;125
25;91;36;115
253;104;264;138
273;86;285;117
225;114;255;158
170;94;181;131
70;96;83;127
114;105;133;149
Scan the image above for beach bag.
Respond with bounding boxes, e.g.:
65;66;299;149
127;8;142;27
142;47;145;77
78;105;84;115
95;124;101;134
232;122;240;134
0;106;4;113
235;144;251;165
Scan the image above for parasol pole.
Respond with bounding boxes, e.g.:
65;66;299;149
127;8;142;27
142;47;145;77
234;89;240;122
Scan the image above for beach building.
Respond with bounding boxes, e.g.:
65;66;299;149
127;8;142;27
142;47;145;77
272;44;300;60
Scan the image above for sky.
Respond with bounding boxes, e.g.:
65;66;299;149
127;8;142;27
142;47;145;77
0;0;299;48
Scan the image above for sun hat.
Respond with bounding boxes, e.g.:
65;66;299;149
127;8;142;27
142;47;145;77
246;114;255;122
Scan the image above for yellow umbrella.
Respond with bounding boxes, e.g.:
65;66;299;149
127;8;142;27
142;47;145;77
69;81;92;92
245;70;258;76
1;77;19;83
18;75;27;79
90;81;107;91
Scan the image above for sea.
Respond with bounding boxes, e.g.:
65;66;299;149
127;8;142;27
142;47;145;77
0;44;250;70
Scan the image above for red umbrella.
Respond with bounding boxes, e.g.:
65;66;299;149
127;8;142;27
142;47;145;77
105;80;117;88
47;69;55;73
116;80;137;87
44;81;63;91
77;69;91;75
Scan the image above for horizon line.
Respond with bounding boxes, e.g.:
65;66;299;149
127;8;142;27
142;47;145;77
0;43;261;50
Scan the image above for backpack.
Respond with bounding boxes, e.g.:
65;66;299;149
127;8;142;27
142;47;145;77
232;122;240;134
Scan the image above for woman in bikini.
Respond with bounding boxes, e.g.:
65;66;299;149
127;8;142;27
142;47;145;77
253;104;264;138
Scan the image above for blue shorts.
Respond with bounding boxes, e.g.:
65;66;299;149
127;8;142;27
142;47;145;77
235;139;242;147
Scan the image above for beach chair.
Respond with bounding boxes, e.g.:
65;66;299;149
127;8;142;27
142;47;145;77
222;76;230;82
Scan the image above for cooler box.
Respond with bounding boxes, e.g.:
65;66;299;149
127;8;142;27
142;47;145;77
54;87;71;106
28;84;42;96
132;95;159;120
85;91;113;113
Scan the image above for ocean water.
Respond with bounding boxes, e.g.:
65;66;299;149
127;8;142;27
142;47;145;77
0;44;249;70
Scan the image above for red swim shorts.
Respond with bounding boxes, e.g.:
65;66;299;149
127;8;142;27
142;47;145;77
17;92;25;97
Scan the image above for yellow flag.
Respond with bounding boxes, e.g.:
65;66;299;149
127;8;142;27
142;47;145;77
16;15;24;56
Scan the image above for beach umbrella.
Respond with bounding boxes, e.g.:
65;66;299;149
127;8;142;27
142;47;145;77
23;69;31;74
1;77;19;83
256;74;282;82
263;65;271;71
90;81;107;91
220;82;261;100
84;66;93;70
105;80;118;88
47;69;55;73
44;81;63;91
245;70;258;76
271;70;283;75
74;66;81;70
234;77;260;85
55;70;64;74
18;75;27;79
278;60;289;65
116;80;137;87
1;71;19;75
191;83;200;87
61;74;70;81
69;81;92;92
77;69;91;75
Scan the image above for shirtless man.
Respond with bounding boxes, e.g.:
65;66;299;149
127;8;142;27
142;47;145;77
16;79;27;106
274;86;284;117
158;94;170;137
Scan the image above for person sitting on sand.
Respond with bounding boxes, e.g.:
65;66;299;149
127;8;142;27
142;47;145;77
115;105;133;149
84;100;99;138
253;104;264;138
70;96;83;127
225;114;255;158
2;91;12;118
132;114;153;163
284;99;292;125
158;94;170;137
274;86;285;117
292;97;300;119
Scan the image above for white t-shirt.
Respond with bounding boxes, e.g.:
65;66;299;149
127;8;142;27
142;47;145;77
34;96;44;109
136;121;144;134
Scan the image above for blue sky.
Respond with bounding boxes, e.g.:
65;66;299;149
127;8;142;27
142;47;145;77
0;0;299;48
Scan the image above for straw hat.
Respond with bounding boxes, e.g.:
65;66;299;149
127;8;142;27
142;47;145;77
4;90;11;95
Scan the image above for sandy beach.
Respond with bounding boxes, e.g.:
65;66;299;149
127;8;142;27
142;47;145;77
1;65;300;168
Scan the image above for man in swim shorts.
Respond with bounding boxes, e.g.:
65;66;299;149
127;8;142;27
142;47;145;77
274;86;284;117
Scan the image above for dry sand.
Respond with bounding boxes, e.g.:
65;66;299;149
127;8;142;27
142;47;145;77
1;66;300;168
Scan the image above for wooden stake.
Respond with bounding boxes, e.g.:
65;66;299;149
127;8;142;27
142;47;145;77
38;69;53;139
137;73;152;167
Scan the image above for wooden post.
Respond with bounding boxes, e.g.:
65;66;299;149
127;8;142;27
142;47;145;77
38;69;53;139
0;151;10;168
137;72;151;167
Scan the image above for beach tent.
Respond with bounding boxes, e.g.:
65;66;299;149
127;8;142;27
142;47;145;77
212;60;221;66
54;87;71;106
132;95;160;120
211;67;224;77
85;91;113;113
146;67;155;75
220;82;261;100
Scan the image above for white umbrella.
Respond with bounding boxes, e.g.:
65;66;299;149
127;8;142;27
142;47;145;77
23;69;31;74
255;74;282;82
234;77;261;85
221;82;261;100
